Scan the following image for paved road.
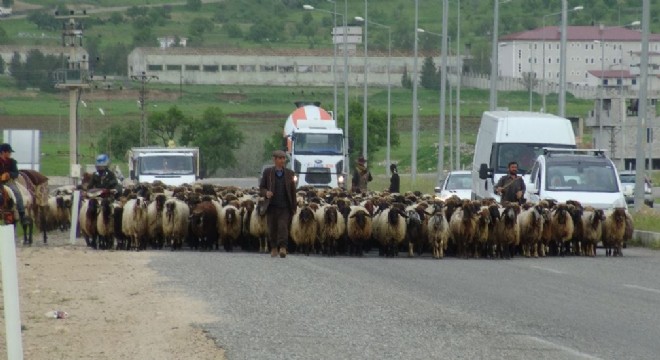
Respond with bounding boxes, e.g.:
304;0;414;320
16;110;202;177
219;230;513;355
150;248;660;360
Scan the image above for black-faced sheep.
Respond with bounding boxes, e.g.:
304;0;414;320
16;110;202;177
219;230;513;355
518;204;544;258
317;205;346;256
347;205;372;256
602;207;627;256
494;203;521;259
581;207;605;257
373;206;407;257
550;203;574;256
147;194;167;249
291;205;319;255
189;200;219;251
448;201;480;259
219;204;242;252
78;198;99;248
96;196;117;250
426;203;449;259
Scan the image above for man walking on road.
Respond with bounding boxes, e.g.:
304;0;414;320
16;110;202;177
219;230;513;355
495;161;525;204
260;150;297;258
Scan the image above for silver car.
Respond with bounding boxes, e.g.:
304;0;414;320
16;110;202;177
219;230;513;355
435;171;472;201
619;170;653;207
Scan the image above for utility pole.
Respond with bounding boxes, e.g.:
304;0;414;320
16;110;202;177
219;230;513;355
131;72;158;147
558;0;568;117
634;0;650;211
55;10;89;184
438;0;449;180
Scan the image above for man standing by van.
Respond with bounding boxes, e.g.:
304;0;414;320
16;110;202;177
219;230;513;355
495;161;525;204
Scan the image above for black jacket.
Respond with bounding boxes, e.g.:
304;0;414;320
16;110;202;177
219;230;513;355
259;167;297;214
0;158;19;183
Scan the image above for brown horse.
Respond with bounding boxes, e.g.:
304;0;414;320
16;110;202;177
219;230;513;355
15;170;50;245
1;181;35;245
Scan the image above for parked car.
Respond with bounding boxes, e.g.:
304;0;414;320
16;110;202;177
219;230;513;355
435;170;472;200
619;170;653;207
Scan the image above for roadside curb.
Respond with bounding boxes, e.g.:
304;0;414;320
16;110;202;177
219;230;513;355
632;230;660;248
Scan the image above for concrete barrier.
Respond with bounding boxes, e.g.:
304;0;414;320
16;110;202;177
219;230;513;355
632;230;660;248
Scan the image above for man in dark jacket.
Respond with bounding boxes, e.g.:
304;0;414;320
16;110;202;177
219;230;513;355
87;154;122;195
389;163;400;193
495;161;526;204
0;143;26;224
259;150;297;258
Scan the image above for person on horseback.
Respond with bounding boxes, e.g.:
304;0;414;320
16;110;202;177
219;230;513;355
0;143;27;224
87;154;122;195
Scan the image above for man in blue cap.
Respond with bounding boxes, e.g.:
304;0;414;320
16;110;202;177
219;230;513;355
87;153;122;194
0;143;26;224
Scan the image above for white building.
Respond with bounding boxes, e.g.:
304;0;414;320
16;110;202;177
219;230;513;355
0;45;89;74
157;36;188;48
127;47;457;87
498;26;660;89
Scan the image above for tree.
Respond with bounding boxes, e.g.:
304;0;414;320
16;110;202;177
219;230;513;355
133;27;157;47
2;0;14;8
0;56;5;75
148;105;187;146
0;25;8;44
339;100;400;162
97;121;141;160
224;22;243;38
520;72;538;92
185;0;202;11
262;129;285;161
420;56;440;90
401;64;412;89
180;107;245;175
109;12;124;25
27;11;60;31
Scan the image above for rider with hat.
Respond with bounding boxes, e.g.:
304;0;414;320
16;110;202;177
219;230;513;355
0;143;27;224
87;154;122;195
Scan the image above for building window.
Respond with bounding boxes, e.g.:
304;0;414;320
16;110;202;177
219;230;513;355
548;58;552;64
591;58;594;64
585;72;588;78
166;65;181;71
220;65;236;71
314;65;331;72
603;79;608;85
591;44;594;50
185;65;199;71
518;63;521;72
586;58;589;64
617;79;622;85
147;64;163;71
240;65;256;72
204;65;219;72
260;65;276;72
556;58;559;63
556;44;559;49
632;79;637;85
534;44;537;50
518;50;522;59
585;44;588;50
278;65;294;73
534;58;537;64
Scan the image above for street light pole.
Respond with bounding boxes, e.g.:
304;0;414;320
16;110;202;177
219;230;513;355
438;0;449;179
456;0;461;170
598;25;605;150
344;0;349;176
332;0;338;124
489;0;499;111
559;0;568;117
412;0;419;183
362;0;368;159
634;0;650;211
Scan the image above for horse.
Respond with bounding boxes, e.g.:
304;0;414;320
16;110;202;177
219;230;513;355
14;170;51;245
1;182;35;245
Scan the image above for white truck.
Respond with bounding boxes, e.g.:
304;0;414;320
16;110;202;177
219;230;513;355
127;147;200;186
283;102;346;189
0;7;12;17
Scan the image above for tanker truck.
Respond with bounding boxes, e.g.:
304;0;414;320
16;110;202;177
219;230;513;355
283;102;346;189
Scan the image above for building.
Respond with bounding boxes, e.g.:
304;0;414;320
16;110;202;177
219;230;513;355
157;36;188;48
498;26;660;89
127;47;457;87
0;45;89;74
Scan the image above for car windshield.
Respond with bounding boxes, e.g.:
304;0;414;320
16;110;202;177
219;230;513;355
294;133;343;155
445;173;471;190
545;159;619;192
495;143;574;174
140;155;194;175
619;174;636;183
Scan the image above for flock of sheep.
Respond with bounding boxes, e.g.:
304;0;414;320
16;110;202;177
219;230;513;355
45;183;633;258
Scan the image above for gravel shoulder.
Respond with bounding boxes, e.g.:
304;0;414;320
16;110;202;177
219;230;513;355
0;231;225;360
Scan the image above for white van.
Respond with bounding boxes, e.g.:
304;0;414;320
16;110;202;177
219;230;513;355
526;148;627;209
473;111;576;201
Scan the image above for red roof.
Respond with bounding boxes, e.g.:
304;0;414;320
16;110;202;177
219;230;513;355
587;70;635;79
501;26;660;42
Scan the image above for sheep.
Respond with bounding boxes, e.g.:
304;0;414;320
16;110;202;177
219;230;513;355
121;197;149;251
147;194;167;249
537;201;554;257
484;203;501;259
46;194;71;231
494;203;521;259
78;198;99;249
290;205;319;255
566;200;585;255
405;204;427;257
549;203;575;256
374;206;408;257
581;207;605;257
189;200;219;251
219;204;242;252
347;205;372;256
317;204;345;256
238;197;256;251
250;197;270;253
96;197;117;250
602;207;627;257
623;211;634;248
162;198;190;251
517;204;544;258
426;203;449;259
474;206;492;258
448;201;481;259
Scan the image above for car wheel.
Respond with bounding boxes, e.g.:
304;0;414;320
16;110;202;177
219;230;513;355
645;199;654;208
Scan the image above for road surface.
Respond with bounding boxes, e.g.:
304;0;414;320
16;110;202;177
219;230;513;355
150;247;660;360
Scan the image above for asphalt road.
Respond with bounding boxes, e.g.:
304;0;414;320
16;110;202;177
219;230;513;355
150;247;660;360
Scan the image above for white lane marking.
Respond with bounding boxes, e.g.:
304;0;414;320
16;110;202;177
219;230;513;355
529;265;565;274
623;284;660;295
525;336;604;360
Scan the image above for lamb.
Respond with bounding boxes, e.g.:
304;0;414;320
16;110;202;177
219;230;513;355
550;203;574;256
250;197;270;253
494;203;521;259
189;200;219;251
517;204;544;258
219;204;242;252
581;207;605;257
121;197;149;251
147;194;167;249
602;207;627;257
96;196;117;250
162;198;190;250
426;203;449;259
346;205;372;256
317;204;345;256
290;205;319;255
78;198;99;249
374;206;408;257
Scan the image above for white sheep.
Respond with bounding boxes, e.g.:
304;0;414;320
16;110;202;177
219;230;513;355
426;204;449;259
347;205;372;256
146;194;167;249
602;207;627;257
448;201;481;259
78;197;99;248
317;204;345;256
249;197;269;253
162;198;190;251
290;205;319;255
581;207;605;257
121;197;149;250
494;203;521;259
373;206;407;257
518;204;544;258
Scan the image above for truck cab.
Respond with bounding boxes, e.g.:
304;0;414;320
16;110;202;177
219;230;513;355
128;147;200;186
526;148;627;209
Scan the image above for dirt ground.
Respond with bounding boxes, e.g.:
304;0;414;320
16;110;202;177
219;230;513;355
0;231;226;360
